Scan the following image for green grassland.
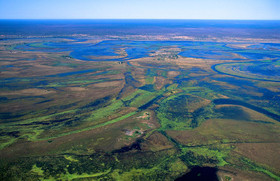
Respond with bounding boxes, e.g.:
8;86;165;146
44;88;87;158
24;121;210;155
0;38;280;181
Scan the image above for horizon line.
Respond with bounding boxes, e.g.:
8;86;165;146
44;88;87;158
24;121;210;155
0;18;280;21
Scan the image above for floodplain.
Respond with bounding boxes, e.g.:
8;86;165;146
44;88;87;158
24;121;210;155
0;20;280;180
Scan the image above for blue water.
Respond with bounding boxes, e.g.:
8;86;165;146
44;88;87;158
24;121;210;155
14;39;280;61
246;63;280;76
238;52;279;60
0;65;14;68
47;69;98;77
3;19;279;61
0;65;14;71
249;43;280;49
14;40;251;61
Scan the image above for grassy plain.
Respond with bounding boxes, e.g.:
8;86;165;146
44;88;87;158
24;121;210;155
0;37;280;181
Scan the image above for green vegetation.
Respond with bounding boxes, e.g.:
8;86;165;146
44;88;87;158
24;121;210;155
156;93;217;130
225;176;232;181
90;111;137;129
240;157;280;181
122;88;164;108
1;37;280;181
86;99;124;121
0;137;17;150
145;76;154;84
64;155;79;162
180;146;230;167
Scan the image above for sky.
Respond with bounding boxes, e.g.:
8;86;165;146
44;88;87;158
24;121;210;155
0;0;279;20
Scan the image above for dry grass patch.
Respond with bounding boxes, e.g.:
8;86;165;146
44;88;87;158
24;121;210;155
92;80;124;88
141;132;174;152
167;118;280;146
234;143;280;173
0;88;55;96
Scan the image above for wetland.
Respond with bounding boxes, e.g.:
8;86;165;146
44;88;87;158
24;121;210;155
0;20;280;181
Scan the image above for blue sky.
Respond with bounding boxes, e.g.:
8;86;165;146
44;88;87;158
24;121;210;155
0;0;279;20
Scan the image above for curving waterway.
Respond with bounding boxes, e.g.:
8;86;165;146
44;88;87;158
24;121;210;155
213;99;280;122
